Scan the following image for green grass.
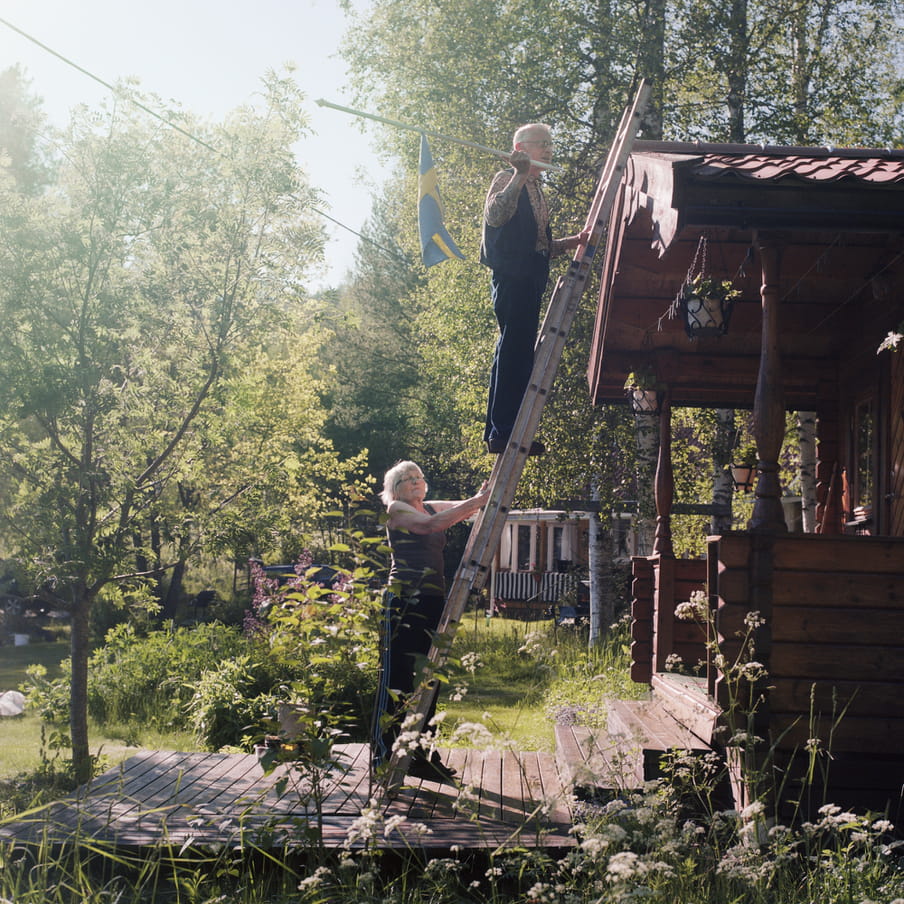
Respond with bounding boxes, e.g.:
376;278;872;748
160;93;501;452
0;640;69;689
435;612;646;751
0;640;201;781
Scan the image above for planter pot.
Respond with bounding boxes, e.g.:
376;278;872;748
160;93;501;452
684;292;726;334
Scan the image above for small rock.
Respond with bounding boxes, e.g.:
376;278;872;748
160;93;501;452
0;690;26;716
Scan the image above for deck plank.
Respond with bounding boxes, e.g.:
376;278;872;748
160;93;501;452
0;745;575;852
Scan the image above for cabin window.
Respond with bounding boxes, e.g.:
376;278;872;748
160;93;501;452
516;524;533;570
548;524;575;571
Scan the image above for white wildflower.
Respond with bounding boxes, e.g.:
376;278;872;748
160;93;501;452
738;660;767;681
424;857;460;878
461;651;483;673
383;814;407;838
664;652;684;672
606;850;640;881
878;330;904;353
449;721;495;748
526;881;559;903
343;806;382;848
743;610;766;630
675;591;708;621
297;866;332;891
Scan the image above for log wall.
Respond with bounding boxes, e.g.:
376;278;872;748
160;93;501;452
630;555;707;683
712;531;904;816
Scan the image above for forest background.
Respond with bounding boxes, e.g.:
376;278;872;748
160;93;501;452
1;0;903;784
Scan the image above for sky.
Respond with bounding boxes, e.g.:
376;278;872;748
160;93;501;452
0;0;385;288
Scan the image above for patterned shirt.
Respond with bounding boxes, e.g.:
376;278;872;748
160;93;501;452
483;170;570;258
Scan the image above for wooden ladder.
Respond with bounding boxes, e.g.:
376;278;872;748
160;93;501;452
381;81;651;796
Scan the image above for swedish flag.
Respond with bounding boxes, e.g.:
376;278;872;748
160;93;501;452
418;134;465;267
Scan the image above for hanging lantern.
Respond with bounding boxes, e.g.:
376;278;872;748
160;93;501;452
730;463;756;493
729;435;757;492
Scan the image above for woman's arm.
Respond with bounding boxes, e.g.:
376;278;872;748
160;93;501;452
388;484;489;535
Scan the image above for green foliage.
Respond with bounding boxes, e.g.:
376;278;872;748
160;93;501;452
248;555;383;737
21;622;248;729
188;655;281;751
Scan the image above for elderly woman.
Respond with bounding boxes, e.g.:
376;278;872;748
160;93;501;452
373;460;489;781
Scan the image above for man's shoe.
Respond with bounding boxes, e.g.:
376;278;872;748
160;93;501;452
486;437;546;455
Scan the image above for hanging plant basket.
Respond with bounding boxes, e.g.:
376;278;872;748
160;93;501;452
678;274;740;339
624;367;661;414
671;236;742;339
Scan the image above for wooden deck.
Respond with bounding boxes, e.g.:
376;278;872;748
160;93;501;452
0;744;576;852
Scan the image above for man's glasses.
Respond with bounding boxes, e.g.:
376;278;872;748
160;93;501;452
523;138;553;148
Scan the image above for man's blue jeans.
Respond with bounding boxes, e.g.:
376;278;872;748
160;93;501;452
484;259;549;443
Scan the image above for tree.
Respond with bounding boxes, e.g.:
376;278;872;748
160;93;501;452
0;72;331;782
320;183;424;478
0;65;50;194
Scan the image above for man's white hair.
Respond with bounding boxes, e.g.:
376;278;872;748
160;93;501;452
513;122;552;148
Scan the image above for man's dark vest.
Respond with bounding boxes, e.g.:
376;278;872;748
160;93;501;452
480;173;552;277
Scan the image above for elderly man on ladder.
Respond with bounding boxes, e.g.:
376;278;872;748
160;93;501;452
481;122;589;456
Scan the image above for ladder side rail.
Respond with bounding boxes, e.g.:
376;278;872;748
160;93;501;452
380;82;650;796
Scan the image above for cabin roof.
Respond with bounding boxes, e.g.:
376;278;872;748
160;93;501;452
587;141;904;410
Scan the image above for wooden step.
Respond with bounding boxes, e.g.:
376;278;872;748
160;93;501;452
554;722;645;794
650;673;720;744
607;699;713;782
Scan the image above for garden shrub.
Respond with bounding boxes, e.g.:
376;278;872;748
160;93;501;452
188;655;283;751
85;622;248;728
248;556;382;739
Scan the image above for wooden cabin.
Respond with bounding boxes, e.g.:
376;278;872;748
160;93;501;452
586;141;904;819
489;509;635;619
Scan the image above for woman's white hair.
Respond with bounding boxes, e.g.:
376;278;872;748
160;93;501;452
380;460;425;506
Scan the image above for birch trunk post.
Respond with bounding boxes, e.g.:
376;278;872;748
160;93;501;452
797;410;818;532
712;408;736;533
588;482;615;647
634;411;659;555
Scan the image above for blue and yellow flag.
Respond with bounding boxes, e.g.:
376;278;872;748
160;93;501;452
418;134;465;267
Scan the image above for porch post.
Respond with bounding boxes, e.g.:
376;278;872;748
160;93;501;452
654;390;674;556
750;233;788;532
814;388;842;534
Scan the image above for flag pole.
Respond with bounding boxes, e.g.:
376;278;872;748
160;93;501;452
316;98;565;172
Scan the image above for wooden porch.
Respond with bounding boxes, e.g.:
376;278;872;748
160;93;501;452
0;744;577;852
624;533;904;820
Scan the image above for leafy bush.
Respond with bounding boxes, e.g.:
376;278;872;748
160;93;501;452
188;655;281;751
22;622;248;730
248;555;382;737
85;622;248;728
21;552;385;751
